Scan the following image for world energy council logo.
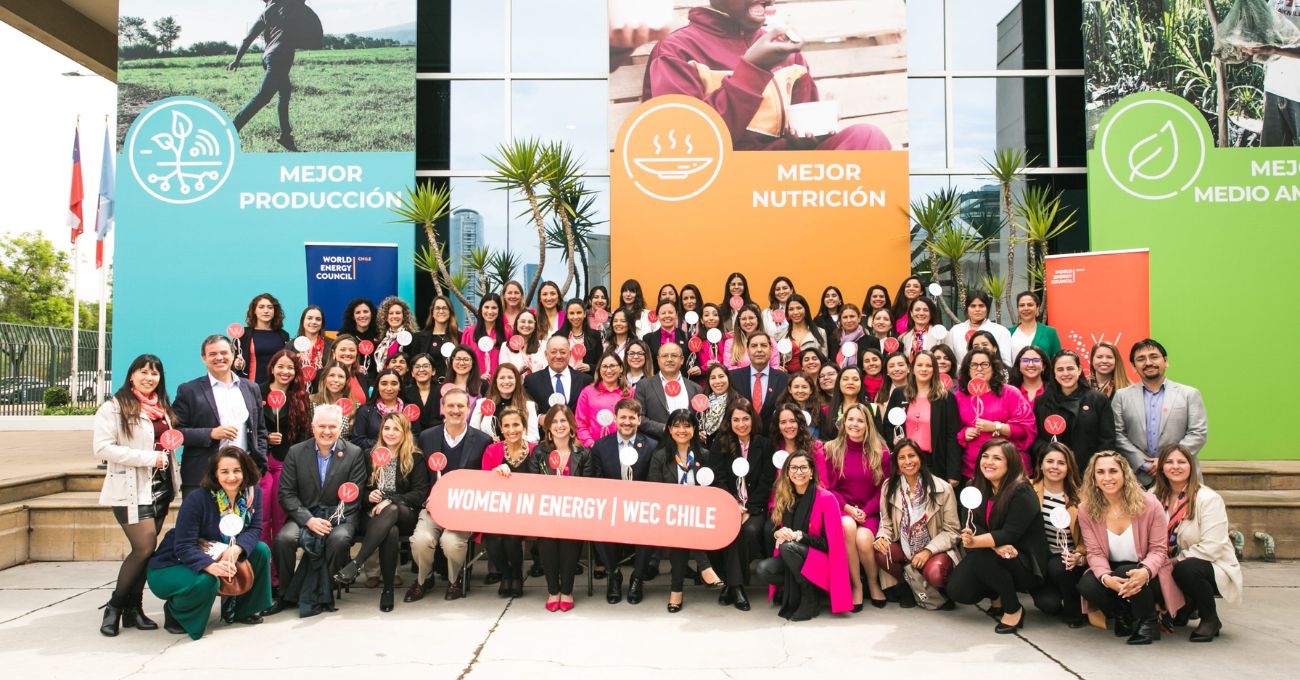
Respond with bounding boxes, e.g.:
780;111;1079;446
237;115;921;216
128;97;236;205
622;99;725;202
1098;93;1210;201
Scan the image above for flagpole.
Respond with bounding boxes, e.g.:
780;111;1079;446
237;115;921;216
96;115;109;404
71;116;80;403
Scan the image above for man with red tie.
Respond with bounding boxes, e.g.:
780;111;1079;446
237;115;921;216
728;332;789;431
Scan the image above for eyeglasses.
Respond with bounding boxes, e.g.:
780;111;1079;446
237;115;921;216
1019;357;1042;365
788;465;811;473
626;351;646;357
969;362;991;369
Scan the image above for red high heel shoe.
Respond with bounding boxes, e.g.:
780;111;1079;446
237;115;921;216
545;598;561;612
559;600;575;612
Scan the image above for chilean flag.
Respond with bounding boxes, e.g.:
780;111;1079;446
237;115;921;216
68;127;84;243
94;126;114;268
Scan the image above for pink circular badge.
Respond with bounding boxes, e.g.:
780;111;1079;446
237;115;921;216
508;335;525;351
160;429;184;451
1044;414;1067;436
570;342;586;360
372;447;393;468
480;400;496;416
266;389;286;410
338;482;360;503
690;394;709;413
358;340;375;356
772;309;786;325
403;404;421;422
965;328;977;344
688;336;703;353
729;295;743;310
549;451;563;471
882;337;900;353
591;309;609;325
300;365;317;383
427;452;448;472
967;378;989;397
440;383;456;397
226;323;245;340
664;381;682;397
336;398;355;416
939;374;954;391
648;310;658;324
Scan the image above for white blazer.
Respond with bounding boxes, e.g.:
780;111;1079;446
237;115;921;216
93;397;181;524
469;399;540;443
1171;487;1243;605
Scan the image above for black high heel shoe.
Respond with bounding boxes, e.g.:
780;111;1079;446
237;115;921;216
333;560;361;587
1189;617;1221;642
379;588;395;612
99;601;123;637
667;593;684;614
995;610;1025;634
163;602;187;635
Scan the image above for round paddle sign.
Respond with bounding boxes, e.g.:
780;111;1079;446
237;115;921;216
267;389;286;410
160;429;184;451
428;452;448;472
1044;414;1067;436
358;340;375;356
372;447;393;468
338;482;360;504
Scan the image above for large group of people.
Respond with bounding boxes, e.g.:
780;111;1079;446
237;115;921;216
93;272;1234;644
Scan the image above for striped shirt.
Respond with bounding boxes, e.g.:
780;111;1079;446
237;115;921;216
1041;489;1075;554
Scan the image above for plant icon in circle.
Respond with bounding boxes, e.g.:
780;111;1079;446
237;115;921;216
128;97;236;205
1098;93;1208;201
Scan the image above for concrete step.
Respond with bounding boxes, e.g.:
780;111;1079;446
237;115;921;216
1203;461;1300;491
19;492;178;563
1222;489;1300;560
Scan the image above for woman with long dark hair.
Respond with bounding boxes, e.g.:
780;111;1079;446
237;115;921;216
470;363;540;442
891;276;925;335
536;281;564;338
499;309;546;375
1011;291;1062;358
446;345;485;400
687;303;724;381
946;439;1050;633
954;349;1036;480
872;439;961;609
310;363;355;440
293;305;331;376
862;284;892;316
762;275;796;340
400;353;442;431
234;293;289;384
679;284;704;336
772;403;831;483
709;398;775;610
813;285;844;357
719;272;754;332
412;295;460;376
1009;345;1052;406
603;307;635;360
1030;441;1088;627
882;351;963;483
462;293;509;380
482;407;538;597
898;297;944;359
256;349;310;590
530;405;594;612
1031;351;1115;472
697;363;739;445
555;299;603;376
585;285;612;333
775;374;831;440
351;369;419;450
781;294;826;373
94;354;181;636
618;279;653;338
340;298;379;345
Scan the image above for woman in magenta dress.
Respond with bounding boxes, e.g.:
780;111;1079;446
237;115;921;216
954;348;1036;480
825;402;893;610
256;349;309;590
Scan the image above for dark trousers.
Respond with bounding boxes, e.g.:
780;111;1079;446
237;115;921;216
947;548;1038;614
233;50;296;135
1077;561;1156;620
353;504;417;588
1031;554;1085;619
484;534;524;580
756;540;810;588
538;538;581;595
727;513;768;586
1262;91;1300;148
272;520;356;595
1171;557;1221;621
597;543;655;576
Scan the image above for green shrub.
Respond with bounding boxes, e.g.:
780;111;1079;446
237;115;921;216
43;386;71;408
39;405;96;416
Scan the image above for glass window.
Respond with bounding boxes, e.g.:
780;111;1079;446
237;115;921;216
449;81;506;169
949;0;1045;71
511;0;607;73
416;80;450;170
906;0;944;72
511;80;609;172
451;0;507;72
907;78;946;168
951;77;1048;169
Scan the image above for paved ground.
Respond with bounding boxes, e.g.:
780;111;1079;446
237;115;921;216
0;431;97;483
0;560;1294;679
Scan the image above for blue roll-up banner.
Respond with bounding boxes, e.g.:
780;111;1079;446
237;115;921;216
305;243;398;333
112;1;415;380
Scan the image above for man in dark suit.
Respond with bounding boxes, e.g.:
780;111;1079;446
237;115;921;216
407;387;493;601
635;340;703;439
641;300;688;373
173;334;268;492
524;335;592;414
264;403;366;615
587;397;658;604
728;331;789;431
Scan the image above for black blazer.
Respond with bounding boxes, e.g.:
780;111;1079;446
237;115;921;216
589;432;657;481
970;481;1049;584
1031;386;1116;472
634;374;703;439
408;330;455;375
641;328;688;373
709;434;777;516
416;424;493;478
523;367;592;414
647;446;715;487
172;375;269;486
365;450;431;512
883;390;964;482
528;443;594;477
400;383;444;431
727;366;790;429
279;438;367;530
350;402;424;451
567;332;605;378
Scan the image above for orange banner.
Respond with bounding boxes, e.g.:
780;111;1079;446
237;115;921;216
1045;250;1149;382
427;469;743;551
610;95;910;302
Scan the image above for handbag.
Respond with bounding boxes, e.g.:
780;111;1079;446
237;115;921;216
218;559;255;597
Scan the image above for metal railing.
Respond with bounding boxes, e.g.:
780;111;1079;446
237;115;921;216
0;323;112;415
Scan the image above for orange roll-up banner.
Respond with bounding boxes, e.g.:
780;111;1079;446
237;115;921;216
1044;249;1149;382
611;95;910;303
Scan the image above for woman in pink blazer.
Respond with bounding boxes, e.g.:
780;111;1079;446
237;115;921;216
756;450;852;620
954;348;1035;479
574;351;632;447
1076;451;1182;645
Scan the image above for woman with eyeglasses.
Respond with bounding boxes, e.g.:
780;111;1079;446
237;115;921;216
411;296;460;377
1009;345;1051;406
954;349;1036;481
1031;352;1115;472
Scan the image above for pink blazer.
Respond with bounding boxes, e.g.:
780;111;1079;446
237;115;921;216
1077;493;1184;615
574;383;632;447
462;325;510;379
767;439;831;511
954;387;1036;478
767;487;852;614
481;440;537;471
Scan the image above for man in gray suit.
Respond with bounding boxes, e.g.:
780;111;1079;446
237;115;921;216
1112;338;1208;486
264;404;366;615
635;340;702;439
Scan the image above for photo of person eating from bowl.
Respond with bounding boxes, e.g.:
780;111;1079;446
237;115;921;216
636;0;894;152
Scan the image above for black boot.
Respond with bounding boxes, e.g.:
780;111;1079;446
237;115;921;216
163;602;186;635
333;560;361;587
606;570;623;605
732;586;751;612
1189;617;1221;642
627;576;645;604
99;592;126;637
121;589;158;630
1127;616;1162;645
790;579;821;621
498;575;513;598
379;588;395;612
511;569;525;598
777;581;801;620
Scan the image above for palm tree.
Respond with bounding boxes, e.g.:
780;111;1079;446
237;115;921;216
910;189;961;321
544;187;603;295
1014;185;1077;318
928;220;991;312
486;249;524;295
538;142;589;298
977;274;1007;323
483;138;557;304
982;148;1029;320
390;183;478;321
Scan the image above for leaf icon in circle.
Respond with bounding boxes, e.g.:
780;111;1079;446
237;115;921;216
171;111;194;141
1127;120;1179;182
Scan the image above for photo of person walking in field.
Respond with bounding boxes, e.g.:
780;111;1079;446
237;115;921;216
227;0;324;152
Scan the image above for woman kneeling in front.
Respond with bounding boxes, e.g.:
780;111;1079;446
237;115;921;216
872;439;961;609
756;451;852;620
1076;451;1179;645
146;446;272;640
